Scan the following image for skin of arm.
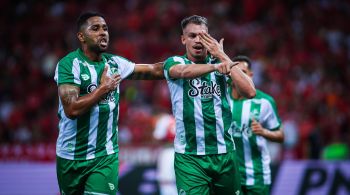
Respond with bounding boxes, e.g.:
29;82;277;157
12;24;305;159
251;118;284;143
230;65;256;98
169;63;217;79
128;62;165;80
58;67;120;119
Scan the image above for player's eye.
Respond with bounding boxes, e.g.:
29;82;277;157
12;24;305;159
189;34;196;38
91;26;98;31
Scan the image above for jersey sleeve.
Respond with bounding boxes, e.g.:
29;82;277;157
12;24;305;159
163;56;185;80
260;97;282;131
112;56;135;80
54;58;81;86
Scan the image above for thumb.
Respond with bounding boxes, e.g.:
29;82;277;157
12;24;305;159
102;66;108;75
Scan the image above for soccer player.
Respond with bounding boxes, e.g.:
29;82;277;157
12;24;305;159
54;12;163;195
163;15;256;195
229;55;284;195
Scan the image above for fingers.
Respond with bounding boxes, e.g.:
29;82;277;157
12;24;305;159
215;63;230;74
113;74;121;84
102;66;108;76
199;35;211;49
219;38;224;51
199;31;216;48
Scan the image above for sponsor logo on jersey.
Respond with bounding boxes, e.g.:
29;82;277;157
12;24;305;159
81;74;90;81
108;183;115;190
232;121;253;138
188;79;221;99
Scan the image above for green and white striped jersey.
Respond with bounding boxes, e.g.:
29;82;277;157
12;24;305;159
54;48;135;160
164;55;234;155
230;89;282;186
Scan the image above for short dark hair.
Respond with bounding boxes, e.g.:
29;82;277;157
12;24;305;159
181;15;208;32
77;12;105;32
232;55;252;69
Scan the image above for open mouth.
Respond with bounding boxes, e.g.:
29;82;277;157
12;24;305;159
193;45;203;52
99;38;108;47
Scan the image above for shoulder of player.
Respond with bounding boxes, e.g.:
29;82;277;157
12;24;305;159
255;89;277;106
103;53;134;65
57;50;80;66
165;55;186;62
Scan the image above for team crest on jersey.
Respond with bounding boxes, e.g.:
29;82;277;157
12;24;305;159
110;67;118;74
188;79;221;99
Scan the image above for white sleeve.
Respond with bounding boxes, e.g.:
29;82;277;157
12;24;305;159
112;56;135;80
260;99;281;130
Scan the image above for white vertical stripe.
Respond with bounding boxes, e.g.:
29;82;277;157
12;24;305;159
56;99;77;160
256;136;271;184
192;78;205;155
262;99;280;129
212;73;227;154
86;65;98;160
227;80;236;150
170;79;186;153
170;57;187;154
72;58;81;85
242;101;255;185
106;101;116;155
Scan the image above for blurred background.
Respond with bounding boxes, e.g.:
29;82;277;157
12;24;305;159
0;0;349;194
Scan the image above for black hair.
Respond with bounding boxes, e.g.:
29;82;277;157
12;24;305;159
181;15;208;33
77;12;105;32
232;55;252;69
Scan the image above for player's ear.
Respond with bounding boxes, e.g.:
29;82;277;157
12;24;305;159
181;35;186;45
77;32;84;42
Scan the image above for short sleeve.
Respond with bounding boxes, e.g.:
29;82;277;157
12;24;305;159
260;98;282;131
112;56;135;80
54;58;81;86
164;56;185;80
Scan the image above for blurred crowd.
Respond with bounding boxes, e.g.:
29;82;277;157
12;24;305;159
0;0;349;160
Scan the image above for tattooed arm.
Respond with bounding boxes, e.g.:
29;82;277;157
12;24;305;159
58;67;121;119
127;62;165;80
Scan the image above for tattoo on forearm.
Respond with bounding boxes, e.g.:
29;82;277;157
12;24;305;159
59;85;79;106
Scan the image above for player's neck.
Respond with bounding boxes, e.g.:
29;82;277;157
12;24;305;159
81;46;102;62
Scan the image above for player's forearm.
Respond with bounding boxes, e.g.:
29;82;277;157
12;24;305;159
129;62;165;80
60;86;109;119
261;129;284;143
170;64;216;79
230;66;256;98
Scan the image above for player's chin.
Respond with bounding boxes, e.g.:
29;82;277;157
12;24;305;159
193;52;206;59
